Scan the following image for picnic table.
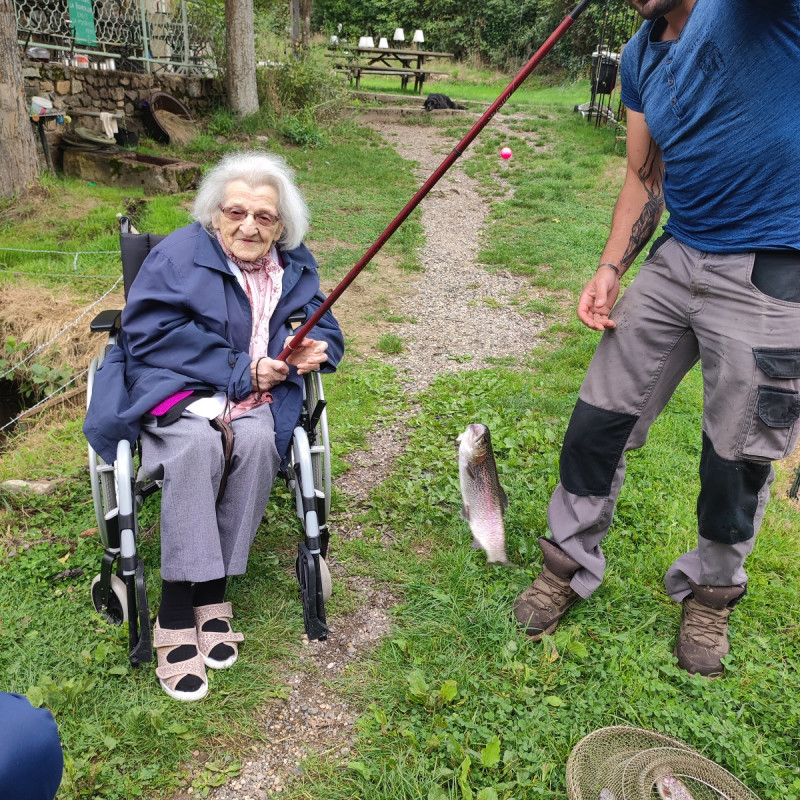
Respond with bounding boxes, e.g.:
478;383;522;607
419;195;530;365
330;46;454;94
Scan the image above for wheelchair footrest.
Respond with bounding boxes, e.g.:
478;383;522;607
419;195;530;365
296;542;328;641
128;560;153;666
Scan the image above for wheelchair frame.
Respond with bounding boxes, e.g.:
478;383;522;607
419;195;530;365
87;222;334;666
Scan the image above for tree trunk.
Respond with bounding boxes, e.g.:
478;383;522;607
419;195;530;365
0;0;40;197
225;0;259;116
300;0;312;48
290;0;300;54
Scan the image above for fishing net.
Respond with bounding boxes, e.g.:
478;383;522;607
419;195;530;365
565;726;762;800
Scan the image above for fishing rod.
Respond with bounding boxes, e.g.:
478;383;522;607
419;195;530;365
278;0;597;361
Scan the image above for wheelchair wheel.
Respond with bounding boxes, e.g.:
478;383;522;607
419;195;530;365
295;554;332;603
318;556;332;602
90;573;128;624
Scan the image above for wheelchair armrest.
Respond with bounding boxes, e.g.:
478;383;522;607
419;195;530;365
91;309;122;333
287;310;306;330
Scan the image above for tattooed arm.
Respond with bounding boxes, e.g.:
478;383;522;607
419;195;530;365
577;109;665;331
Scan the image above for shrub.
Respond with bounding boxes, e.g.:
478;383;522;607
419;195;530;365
257;52;347;123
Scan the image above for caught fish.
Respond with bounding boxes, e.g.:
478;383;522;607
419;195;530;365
598;790;616;800
656;775;697;800
457;423;513;567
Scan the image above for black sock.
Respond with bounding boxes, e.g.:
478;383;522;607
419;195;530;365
193;577;234;662
158;580;202;692
192;577;227;607
158;580;194;628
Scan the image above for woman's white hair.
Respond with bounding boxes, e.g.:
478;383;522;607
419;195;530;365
192;150;309;250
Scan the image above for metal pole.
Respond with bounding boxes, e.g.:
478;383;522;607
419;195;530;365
278;0;596;361
138;0;152;73
181;0;191;66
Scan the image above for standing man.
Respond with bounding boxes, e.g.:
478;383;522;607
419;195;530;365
514;0;800;677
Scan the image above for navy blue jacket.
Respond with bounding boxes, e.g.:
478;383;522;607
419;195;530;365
83;222;344;465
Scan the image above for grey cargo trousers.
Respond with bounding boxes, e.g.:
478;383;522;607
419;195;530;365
548;236;800;601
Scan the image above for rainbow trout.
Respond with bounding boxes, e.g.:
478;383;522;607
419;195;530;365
656;775;697;800
457;423;513;567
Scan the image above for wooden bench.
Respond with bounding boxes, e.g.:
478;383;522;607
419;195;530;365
333;63;450;94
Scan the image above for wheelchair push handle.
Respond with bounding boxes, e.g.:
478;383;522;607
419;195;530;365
276;0;596;362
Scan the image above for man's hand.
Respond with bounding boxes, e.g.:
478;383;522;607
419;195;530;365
283;336;329;374
577;267;621;331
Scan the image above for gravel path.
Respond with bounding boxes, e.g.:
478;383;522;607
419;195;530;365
195;111;546;800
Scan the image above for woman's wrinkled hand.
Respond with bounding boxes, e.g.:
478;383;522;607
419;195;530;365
283;336;329;374
577;268;621;331
251;356;290;392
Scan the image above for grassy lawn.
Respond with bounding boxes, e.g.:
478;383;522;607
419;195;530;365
1;74;799;800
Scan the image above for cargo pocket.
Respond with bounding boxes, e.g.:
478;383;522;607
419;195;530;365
742;348;800;460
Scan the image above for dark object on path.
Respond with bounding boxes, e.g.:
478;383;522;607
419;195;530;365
423;93;465;111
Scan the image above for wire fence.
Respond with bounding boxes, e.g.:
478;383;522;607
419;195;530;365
0;244;125;435
15;0;224;75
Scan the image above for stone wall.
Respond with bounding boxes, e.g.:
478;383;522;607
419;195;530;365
23;60;225;125
23;60;225;164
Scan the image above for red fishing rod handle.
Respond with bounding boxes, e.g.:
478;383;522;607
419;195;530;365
278;0;596;361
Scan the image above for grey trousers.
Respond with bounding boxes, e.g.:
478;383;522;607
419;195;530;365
548;237;800;601
140;402;281;583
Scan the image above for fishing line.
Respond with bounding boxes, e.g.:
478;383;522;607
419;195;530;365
278;0;597;361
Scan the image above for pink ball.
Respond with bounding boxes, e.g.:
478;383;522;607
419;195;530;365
500;147;512;160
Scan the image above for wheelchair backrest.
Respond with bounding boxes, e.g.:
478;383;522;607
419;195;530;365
119;216;168;299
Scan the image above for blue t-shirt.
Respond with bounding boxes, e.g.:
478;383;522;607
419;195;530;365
620;0;800;252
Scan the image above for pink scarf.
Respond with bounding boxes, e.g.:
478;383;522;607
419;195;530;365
215;230;283;420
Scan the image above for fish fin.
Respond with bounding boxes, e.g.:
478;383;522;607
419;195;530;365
487;554;517;568
500;486;509;510
471;537;482;550
461;502;470;521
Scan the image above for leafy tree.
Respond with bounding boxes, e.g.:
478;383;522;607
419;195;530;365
313;0;637;72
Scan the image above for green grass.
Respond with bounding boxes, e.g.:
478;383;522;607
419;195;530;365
0;122;422;295
0;110;417;799
376;333;404;355
1;75;800;800
277;83;800;800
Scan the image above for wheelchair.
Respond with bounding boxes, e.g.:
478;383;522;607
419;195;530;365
86;217;334;667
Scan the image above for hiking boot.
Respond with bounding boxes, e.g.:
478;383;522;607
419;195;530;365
674;579;745;678
514;537;581;641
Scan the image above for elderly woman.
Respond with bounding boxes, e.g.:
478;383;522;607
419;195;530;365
84;151;344;701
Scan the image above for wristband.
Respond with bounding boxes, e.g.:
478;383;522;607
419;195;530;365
598;262;620;276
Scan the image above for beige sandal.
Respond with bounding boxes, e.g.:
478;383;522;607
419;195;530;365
154;622;209;701
194;602;244;669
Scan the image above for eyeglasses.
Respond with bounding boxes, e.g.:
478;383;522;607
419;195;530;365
218;205;281;227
